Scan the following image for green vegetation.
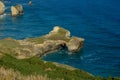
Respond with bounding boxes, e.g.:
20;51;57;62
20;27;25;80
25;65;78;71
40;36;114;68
26;36;46;44
0;67;50;80
107;76;120;80
0;54;95;80
0;54;119;80
0;38;19;56
0;27;71;58
0;27;120;80
26;27;70;43
0;38;35;58
46;27;70;42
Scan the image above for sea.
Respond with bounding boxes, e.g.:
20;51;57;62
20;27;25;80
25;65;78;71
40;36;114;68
0;0;120;77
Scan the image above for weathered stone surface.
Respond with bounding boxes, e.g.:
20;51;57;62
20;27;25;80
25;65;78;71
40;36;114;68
0;26;84;59
66;37;84;52
28;1;32;6
11;4;23;16
15;4;23;14
46;26;70;39
0;1;5;15
11;6;19;16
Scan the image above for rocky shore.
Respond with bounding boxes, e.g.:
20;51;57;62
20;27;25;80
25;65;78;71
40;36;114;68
0;26;120;80
0;1;24;16
0;26;84;59
0;1;5;15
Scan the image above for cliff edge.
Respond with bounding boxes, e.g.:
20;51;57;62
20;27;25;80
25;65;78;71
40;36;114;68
0;26;84;59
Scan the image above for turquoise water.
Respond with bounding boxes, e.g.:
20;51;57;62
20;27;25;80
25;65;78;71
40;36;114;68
0;0;120;77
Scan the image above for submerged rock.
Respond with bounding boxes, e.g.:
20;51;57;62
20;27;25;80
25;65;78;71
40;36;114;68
11;4;23;16
0;1;5;15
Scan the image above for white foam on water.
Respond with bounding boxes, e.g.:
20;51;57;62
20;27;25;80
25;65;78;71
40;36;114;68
0;13;11;19
0;13;7;19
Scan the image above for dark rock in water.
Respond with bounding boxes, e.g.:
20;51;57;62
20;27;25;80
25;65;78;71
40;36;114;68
11;4;23;16
66;37;84;52
0;1;5;15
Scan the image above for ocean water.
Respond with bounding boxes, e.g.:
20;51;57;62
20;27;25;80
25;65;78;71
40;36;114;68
0;0;120;77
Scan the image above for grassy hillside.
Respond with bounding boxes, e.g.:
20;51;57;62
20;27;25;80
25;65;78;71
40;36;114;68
0;55;120;80
0;67;50;80
0;54;96;80
0;27;119;80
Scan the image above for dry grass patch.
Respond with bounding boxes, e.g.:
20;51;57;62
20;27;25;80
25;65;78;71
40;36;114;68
0;67;50;80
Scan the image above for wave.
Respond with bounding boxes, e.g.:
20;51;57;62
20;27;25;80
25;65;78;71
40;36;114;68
0;14;7;19
0;13;11;19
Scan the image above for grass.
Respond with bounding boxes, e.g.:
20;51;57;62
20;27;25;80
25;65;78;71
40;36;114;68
0;51;120;80
0;27;71;58
0;38;20;56
46;27;70;42
0;55;120;80
0;67;51;80
0;54;96;80
26;27;70;44
26;36;46;44
0;27;120;80
0;38;35;58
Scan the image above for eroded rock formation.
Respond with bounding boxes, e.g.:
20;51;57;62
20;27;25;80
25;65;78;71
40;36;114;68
28;1;32;6
11;4;23;16
0;26;84;59
0;1;5;15
66;37;84;52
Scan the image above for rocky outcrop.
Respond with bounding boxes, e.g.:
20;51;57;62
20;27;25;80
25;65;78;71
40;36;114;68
0;26;84;59
0;1;5;15
15;4;23;14
28;1;32;6
11;6;19;16
66;37;84;52
35;40;66;55
45;26;70;39
11;4;23;16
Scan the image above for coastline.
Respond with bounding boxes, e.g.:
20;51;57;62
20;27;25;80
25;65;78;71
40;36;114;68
0;26;119;80
0;26;96;80
0;26;84;59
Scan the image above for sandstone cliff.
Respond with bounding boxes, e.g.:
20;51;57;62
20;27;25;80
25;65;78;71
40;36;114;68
11;4;23;16
0;26;84;59
0;1;5;15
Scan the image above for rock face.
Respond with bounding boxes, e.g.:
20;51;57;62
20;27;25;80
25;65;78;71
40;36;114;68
0;26;84;59
33;40;66;56
15;4;23;14
28;1;32;6
66;37;84;52
0;1;5;15
11;4;23;16
11;6;19;16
